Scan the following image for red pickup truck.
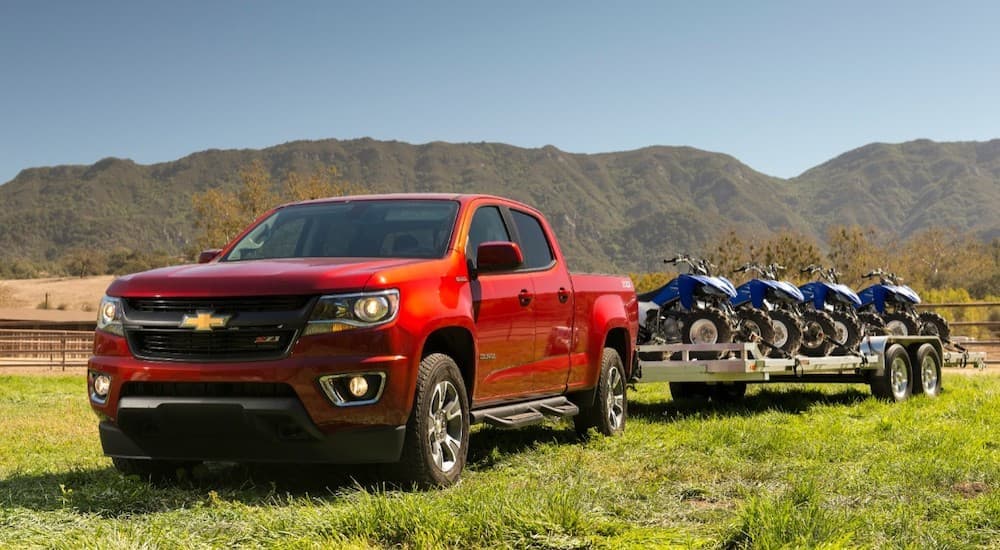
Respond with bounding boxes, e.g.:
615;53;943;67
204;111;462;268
88;193;638;485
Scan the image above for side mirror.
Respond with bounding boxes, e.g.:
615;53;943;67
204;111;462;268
198;249;222;264
476;241;523;274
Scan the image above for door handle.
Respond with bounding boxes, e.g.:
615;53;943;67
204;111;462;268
518;289;533;306
558;288;570;304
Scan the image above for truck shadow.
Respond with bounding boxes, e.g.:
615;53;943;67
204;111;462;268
627;386;871;422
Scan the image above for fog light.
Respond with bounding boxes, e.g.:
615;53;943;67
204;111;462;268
347;376;369;397
93;374;111;398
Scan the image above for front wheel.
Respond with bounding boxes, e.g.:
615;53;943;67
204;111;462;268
799;310;836;357
918;311;951;341
682;307;734;359
857;312;886;336
829;311;862;354
575;348;627;437
397;353;470;487
735;308;775;351
870;344;912;402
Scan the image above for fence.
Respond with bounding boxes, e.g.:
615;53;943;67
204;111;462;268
0;329;93;369
0;302;997;369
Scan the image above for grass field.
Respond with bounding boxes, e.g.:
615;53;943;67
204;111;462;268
1;374;998;549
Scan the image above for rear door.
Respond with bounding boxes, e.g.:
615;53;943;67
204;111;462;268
465;204;536;404
508;208;574;395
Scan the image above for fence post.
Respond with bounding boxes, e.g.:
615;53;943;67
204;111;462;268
61;333;67;371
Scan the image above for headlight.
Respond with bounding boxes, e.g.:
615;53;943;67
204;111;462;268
96;295;124;336
304;290;399;335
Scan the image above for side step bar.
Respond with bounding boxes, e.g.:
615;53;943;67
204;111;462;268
471;396;580;430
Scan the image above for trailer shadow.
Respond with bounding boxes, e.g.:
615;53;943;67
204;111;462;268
627;386;872;422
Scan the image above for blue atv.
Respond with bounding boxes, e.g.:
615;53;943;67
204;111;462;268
637;255;739;360
798;265;865;356
731;263;806;357
858;269;950;339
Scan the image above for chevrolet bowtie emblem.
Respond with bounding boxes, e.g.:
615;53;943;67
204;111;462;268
179;311;231;331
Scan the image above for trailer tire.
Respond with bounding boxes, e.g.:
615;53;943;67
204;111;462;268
736;308;775;351
829;311;862;354
669;382;711;402
682;307;733;359
575;348;627;437
918;311;951;341
769;310;802;357
799;310;836;357
870;344;912;402
883;312;919;336
912;343;942;397
712;382;747;402
395;353;470;487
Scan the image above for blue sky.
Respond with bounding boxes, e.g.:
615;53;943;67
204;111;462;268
2;1;999;184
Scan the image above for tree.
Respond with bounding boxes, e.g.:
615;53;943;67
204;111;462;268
191;161;364;253
62;248;106;278
825;225;888;287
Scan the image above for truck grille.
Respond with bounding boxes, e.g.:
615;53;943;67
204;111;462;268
128;328;296;362
127;296;311;313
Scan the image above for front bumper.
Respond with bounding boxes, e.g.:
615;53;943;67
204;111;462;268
99;395;405;463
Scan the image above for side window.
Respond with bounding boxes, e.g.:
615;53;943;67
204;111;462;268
511;210;554;269
466;206;511;257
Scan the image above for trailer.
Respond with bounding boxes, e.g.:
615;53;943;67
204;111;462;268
634;335;958;403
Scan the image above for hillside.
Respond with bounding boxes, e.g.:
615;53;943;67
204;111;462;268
0;138;997;274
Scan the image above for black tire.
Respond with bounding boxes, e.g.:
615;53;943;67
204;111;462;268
735;308;775;351
712;382;747;402
575;348;627;437
829;311;862;354
799;310;837;357
769;310;802;357
681;307;733;359
912;343;942;397
396;353;470;487
669;381;711;402
870;343;912;402
883;312;919;336
857;312;886;336
918;311;951;341
111;457;195;481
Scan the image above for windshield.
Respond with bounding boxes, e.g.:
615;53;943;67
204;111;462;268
222;199;460;262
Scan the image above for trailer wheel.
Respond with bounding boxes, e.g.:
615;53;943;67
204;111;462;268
870;344;912;402
669;382;711;402
883;312;918;336
829;311;862;354
575;348;627;437
857;312;886;336
712;382;747;402
918;311;951;341
769;310;802;357
912;343;942;397
799;310;836;357
736;308;775;351
682;307;733;359
396;353;470;487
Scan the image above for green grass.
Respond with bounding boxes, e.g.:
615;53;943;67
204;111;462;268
1;374;998;549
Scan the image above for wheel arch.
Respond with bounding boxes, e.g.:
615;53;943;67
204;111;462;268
421;325;476;399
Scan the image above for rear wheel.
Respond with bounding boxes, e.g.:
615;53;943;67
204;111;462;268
883;312;919;336
575;348;627;437
799;310;836;357
858;312;886;336
396;353;470;487
918;311;951;341
829;311;862;354
681;307;733;359
735;308;775;351
769;310;802;357
870;344;912;402
669;381;711;402
912;343;942;397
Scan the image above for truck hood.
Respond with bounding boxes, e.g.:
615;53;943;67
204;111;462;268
106;258;432;298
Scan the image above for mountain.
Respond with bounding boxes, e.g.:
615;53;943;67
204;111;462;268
0;138;997;274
